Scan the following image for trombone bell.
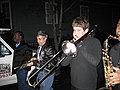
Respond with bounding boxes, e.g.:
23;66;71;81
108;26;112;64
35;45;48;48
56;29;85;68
62;40;77;57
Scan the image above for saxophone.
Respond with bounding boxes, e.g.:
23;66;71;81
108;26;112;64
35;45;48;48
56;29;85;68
99;35;117;90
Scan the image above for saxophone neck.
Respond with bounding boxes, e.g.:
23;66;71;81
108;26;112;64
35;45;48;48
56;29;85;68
103;35;118;49
103;38;109;50
108;35;118;40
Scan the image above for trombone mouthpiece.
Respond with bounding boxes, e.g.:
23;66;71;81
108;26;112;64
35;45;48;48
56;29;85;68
72;38;76;42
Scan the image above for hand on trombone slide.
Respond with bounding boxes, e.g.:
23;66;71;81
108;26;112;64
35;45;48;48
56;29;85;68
14;57;37;70
27;57;37;66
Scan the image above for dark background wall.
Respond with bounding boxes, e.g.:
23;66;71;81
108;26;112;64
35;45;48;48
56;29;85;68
1;0;120;45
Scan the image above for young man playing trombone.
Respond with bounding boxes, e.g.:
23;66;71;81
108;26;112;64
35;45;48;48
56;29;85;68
61;16;102;90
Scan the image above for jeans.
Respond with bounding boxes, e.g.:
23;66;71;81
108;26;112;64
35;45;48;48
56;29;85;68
37;71;55;90
16;69;36;90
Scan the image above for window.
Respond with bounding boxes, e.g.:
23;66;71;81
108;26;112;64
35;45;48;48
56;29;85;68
0;0;12;29
0;41;11;57
45;2;58;24
80;5;89;19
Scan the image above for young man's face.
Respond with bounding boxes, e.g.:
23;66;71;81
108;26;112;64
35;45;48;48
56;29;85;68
72;26;88;41
36;35;47;46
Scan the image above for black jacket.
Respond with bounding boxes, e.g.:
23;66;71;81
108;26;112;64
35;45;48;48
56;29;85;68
61;36;102;90
33;41;57;71
110;42;120;90
13;41;32;71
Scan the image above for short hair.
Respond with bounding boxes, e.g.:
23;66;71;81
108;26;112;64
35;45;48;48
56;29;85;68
117;19;120;24
72;16;90;30
36;30;48;38
117;19;120;27
14;31;24;39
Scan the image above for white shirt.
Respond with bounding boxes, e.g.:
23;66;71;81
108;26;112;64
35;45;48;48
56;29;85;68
37;46;42;60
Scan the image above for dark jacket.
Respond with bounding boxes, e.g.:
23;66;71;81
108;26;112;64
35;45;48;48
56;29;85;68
61;36;102;90
33;41;57;71
110;42;120;90
13;41;32;71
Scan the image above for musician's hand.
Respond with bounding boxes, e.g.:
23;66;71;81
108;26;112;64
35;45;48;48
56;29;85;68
113;66;120;71
27;62;33;66
108;67;120;85
30;57;37;61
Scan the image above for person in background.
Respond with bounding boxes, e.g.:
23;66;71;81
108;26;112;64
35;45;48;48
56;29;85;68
108;19;120;90
61;16;102;90
27;30;57;90
12;31;35;90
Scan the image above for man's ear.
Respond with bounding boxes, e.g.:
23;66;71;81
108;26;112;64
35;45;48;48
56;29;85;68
44;37;47;41
20;36;22;40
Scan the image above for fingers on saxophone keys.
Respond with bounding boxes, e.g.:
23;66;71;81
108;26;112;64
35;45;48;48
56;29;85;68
108;79;115;87
118;78;120;81
107;73;113;86
108;77;120;86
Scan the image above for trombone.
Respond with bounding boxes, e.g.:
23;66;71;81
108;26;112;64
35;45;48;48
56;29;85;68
27;29;95;88
27;41;76;88
27;50;67;88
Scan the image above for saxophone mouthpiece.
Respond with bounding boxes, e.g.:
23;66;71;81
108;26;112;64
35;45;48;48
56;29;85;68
108;35;118;40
